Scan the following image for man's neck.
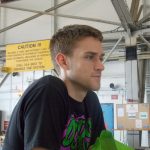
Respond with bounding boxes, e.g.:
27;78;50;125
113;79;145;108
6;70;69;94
61;78;87;102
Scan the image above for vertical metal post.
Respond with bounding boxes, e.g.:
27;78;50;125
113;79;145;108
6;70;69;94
54;0;58;33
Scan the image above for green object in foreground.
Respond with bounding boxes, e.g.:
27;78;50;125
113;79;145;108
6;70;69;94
91;130;134;150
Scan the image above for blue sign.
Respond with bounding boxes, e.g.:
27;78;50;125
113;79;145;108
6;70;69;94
101;103;114;134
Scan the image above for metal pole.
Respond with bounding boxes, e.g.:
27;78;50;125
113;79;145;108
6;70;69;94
139;34;150;49
0;73;9;88
103;36;123;63
0;0;77;34
53;0;58;33
56;14;121;26
0;5;121;26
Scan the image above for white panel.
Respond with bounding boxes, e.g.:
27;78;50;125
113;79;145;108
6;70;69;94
102;61;125;77
0;14;53;44
100;61;125;91
125;60;139;100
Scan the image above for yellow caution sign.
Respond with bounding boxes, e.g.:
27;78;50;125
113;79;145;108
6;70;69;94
1;67;11;72
5;40;53;72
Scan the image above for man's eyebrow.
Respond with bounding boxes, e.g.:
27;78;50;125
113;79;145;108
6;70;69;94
84;52;97;55
84;52;105;56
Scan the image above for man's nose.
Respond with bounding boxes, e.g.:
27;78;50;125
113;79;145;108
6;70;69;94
94;60;104;71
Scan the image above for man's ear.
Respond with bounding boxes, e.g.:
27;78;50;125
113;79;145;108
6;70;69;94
55;53;69;69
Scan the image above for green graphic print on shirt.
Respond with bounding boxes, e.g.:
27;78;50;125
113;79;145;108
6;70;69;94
60;114;92;150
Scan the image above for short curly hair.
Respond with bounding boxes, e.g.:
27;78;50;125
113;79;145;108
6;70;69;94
50;24;103;75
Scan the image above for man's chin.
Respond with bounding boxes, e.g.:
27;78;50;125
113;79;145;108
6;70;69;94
92;85;100;91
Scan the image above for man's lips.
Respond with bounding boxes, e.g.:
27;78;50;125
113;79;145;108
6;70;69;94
91;75;101;78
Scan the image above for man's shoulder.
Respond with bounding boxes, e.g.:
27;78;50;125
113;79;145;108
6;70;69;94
33;75;66;89
24;75;67;96
86;91;99;104
38;75;62;84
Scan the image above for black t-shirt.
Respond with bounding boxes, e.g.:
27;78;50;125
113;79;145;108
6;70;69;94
3;75;105;150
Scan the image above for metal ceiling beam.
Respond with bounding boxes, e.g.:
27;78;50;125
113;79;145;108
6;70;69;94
103;27;150;40
0;5;121;26
103;36;123;63
139;34;150;49
0;0;19;3
104;50;150;61
130;0;136;17
130;0;140;22
137;12;150;25
0;0;77;34
133;27;150;36
111;0;136;32
135;4;143;22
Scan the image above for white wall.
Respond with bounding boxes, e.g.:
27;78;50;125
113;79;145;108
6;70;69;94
0;70;49;131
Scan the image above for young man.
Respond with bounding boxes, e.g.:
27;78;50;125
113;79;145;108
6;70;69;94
3;24;105;150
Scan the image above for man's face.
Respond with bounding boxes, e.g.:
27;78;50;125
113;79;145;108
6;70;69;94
66;36;104;91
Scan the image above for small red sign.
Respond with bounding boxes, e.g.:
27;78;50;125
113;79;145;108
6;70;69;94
111;95;118;100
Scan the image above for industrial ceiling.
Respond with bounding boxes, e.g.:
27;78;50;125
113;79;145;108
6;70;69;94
0;0;150;66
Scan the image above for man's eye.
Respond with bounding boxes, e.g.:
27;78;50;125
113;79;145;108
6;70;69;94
100;57;104;61
86;55;94;60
